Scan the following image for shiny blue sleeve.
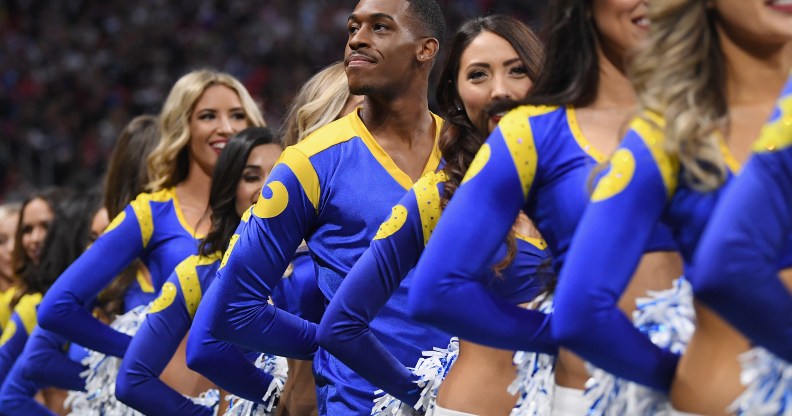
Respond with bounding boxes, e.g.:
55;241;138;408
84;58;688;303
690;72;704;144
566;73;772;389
411;236;555;354
0;359;53;416
116;265;212;416
317;176;433;406
553;117;680;392
0;312;32;384
270;252;325;324
409;110;538;347
204;150;319;359
20;327;85;391
186;280;275;405
694;95;792;361
38;203;144;357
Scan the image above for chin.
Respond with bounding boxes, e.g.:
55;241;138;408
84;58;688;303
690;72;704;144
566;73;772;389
349;83;378;97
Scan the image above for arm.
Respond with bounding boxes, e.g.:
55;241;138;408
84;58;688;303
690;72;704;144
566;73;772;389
20;327;85;391
270;251;325;324
186;280;276;405
317;175;439;405
409;110;546;350
38;202;147;357
0;360;54;416
412;236;555;354
553;117;680;392
694;99;792;361
116;259;213;416
204;149;319;358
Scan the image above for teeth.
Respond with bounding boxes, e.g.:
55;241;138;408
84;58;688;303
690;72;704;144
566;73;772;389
211;142;226;150
634;17;650;26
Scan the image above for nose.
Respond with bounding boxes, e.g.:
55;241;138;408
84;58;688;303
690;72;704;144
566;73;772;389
490;76;513;102
218;115;234;135
249;186;261;206
348;27;371;51
30;226;45;246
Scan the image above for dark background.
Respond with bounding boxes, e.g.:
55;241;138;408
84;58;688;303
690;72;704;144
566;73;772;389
0;0;546;202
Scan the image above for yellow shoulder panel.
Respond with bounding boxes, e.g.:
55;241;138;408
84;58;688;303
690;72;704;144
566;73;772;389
130;192;155;248
292;113;359;158
628;114;679;197
0;321;16;346
15;292;42;336
0;288;15;331
753;95;792;153
373;205;409;241
174;254;220;320
412;171;447;246
499;105;548;199
219;234;239;271
257;147;320;214
149;282;177;314
591;148;636;202
515;234;548;250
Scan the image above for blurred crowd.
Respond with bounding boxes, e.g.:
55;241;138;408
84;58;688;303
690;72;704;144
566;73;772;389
0;0;545;203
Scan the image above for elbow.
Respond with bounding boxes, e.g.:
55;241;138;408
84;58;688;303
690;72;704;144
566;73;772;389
185;338;214;377
551;297;598;352
407;283;444;326
315;316;353;358
36;298;58;331
114;369;143;410
315;320;336;354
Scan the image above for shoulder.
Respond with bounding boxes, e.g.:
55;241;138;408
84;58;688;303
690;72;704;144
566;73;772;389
623;112;679;196
291;111;362;158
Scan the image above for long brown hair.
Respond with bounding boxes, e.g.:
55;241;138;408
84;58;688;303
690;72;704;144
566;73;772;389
436;15;543;272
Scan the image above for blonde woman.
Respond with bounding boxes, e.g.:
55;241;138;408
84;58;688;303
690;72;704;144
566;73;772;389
0;203;20;333
37;70;264;401
280;62;364;148
552;0;792;414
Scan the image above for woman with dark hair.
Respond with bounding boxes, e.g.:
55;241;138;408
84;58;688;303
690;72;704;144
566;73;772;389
0;189;105;415
116;127;284;415
410;1;684;414
317;14;549;416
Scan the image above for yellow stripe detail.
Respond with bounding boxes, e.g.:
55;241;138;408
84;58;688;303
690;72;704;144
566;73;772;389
136;264;154;293
753;95;792;153
629;114;679;198
104;211;126;234
592;148;636;202
293;111;362;158
413;171;446;246
169;188;206;239
130;192;155;248
462;144;490;185
220;234;240;270
253;182;290;219
15;293;42;336
566;106;607;163
515;234;548;250
373;205;409;241
149;282;177;314
176;254;220;319
0;288;16;331
499;106;546;198
241;206;253;223
717;136;742;173
0;321;16;346
277;148;320;212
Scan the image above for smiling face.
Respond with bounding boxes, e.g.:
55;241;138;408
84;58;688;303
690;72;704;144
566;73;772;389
345;0;423;97
0;212;19;280
456;31;533;133
235;144;283;216
713;0;792;45
188;84;251;177
593;0;650;57
20;198;53;265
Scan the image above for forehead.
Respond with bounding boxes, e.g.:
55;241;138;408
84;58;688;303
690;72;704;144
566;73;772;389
195;84;242;109
350;0;410;21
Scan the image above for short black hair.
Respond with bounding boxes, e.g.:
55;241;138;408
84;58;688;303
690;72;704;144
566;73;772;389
405;0;446;44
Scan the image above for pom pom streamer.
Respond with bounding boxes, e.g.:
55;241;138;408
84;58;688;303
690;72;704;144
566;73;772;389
584;277;695;416
371;338;459;416
509;294;555;416
223;353;288;416
729;347;792;416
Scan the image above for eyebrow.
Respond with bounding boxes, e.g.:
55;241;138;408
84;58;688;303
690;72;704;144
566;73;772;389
243;165;262;170
466;57;523;69
348;12;396;23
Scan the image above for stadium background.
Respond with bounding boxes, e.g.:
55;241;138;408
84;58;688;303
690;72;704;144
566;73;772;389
0;0;546;202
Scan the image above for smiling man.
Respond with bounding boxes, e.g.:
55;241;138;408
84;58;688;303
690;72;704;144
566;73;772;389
195;0;447;414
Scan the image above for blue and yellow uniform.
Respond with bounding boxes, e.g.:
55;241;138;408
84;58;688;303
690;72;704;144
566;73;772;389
551;106;750;392
318;170;552;406
39;188;200;358
117;252;270;415
694;77;792;362
408;105;679;392
201;109;444;414
0;287;17;336
0;272;155;415
0;293;42;384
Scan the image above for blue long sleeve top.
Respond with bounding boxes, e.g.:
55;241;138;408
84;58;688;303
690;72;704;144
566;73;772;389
552;110;747;392
39;188;201;357
0;359;53;416
694;78;792;362
318;170;552;405
409;105;678;390
187;247;324;403
0;293;42;385
202;110;443;361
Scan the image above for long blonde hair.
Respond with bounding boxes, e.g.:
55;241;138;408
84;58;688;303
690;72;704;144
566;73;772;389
629;0;727;192
146;69;266;191
280;62;352;147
